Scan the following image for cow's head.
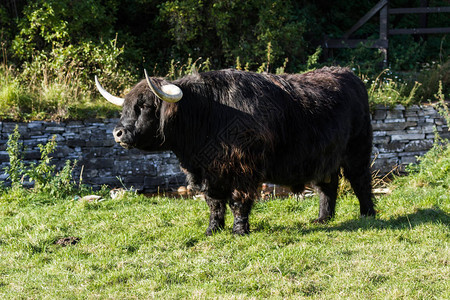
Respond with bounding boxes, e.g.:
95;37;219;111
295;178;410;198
95;70;183;150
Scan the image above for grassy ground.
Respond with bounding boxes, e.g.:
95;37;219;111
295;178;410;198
0;131;448;299
0;166;449;299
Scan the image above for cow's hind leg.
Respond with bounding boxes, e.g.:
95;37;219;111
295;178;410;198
343;166;376;217
205;195;227;236
343;137;376;217
229;190;255;235
314;172;339;223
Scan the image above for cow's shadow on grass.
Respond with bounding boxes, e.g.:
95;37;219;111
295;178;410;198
253;207;450;234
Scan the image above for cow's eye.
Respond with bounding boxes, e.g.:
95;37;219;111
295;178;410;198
141;103;151;110
137;96;149;109
137;99;149;110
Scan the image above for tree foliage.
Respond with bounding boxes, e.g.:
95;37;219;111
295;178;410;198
1;0;449;76
159;0;310;70
11;0;116;61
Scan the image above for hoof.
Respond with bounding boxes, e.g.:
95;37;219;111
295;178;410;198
232;223;250;235
361;207;376;217
205;226;223;236
360;213;376;219
232;229;250;235
312;216;331;224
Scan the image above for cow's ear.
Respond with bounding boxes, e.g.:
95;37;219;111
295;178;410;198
144;69;183;103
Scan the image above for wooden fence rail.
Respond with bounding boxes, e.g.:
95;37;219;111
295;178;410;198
324;0;450;66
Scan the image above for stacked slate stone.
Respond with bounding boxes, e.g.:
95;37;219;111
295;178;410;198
371;104;449;175
0;119;185;192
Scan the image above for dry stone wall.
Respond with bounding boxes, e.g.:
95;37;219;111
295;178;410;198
0;119;185;192
0;105;448;192
371;104;449;174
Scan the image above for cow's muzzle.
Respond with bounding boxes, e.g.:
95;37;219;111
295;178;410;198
113;127;135;149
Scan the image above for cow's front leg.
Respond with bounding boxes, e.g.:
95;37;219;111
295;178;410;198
205;196;227;236
229;190;255;235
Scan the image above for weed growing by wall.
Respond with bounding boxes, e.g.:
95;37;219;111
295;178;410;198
2;125;79;198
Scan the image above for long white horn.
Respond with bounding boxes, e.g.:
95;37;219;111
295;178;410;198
144;69;183;103
95;75;125;106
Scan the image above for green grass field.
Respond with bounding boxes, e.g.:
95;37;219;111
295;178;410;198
0;143;449;299
0;191;448;298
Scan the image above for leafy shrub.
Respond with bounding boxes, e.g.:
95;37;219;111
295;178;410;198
0;62;122;121
435;81;450;131
416;60;450;101
389;36;427;71
0;66;32;118
12;0;116;62
165;57;211;81
3;126;78;198
21;37;133;97
0;0;133;120
332;44;385;74
366;68;422;109
159;0;309;71
25;136;58;189
3;125;25;187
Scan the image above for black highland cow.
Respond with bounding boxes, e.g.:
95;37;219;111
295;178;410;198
95;67;376;235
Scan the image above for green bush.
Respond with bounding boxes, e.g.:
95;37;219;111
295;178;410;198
365;69;422;108
3;0;449;73
21;37;133;101
3;126;78;198
159;0;309;71
4;0;133;119
0;67;32;117
0;62;122;121
3;125;25;187
416;60;450;101
389;36;427;70
12;0;116;62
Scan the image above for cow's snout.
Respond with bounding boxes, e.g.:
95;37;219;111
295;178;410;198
113;127;134;148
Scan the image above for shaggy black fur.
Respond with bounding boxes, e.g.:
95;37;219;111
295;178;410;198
112;67;375;235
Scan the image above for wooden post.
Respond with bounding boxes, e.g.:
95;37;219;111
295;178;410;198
343;0;388;39
419;0;429;42
380;0;389;68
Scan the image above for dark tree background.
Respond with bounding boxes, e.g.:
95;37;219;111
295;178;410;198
1;0;448;74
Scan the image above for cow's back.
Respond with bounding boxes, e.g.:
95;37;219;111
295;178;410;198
173;68;371;187
266;67;372;185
